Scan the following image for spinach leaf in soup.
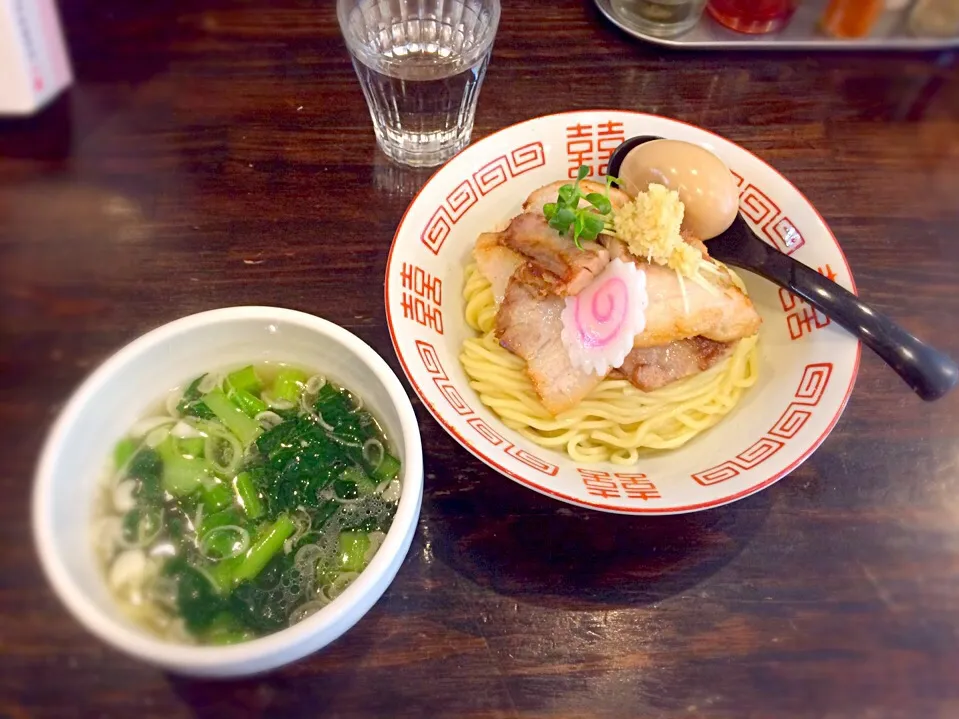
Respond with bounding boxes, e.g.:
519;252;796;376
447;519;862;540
249;415;352;513
164;557;223;632
127;448;164;504
176;374;217;420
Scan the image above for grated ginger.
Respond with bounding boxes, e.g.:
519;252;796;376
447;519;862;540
610;183;702;279
607;182;724;314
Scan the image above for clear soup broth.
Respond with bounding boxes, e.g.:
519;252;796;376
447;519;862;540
93;362;402;645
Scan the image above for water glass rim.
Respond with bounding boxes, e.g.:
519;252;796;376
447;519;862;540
336;0;501;68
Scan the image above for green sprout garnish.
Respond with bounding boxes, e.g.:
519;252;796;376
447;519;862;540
542;164;621;249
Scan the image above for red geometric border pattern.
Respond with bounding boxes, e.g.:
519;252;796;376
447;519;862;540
415;340;559;477
692;363;833;486
768;405;813;440
795;363;831;404
420;141;546;255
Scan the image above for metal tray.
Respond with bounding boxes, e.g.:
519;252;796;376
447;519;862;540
594;0;959;50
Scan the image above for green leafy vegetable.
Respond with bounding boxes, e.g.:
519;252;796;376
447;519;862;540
248;417;349;512
104;370;405;646
314;384;369;447
227;553;301;633
176;375;216;420
335;466;375;499
121;507;163;545
203;612;257;645
310;500;340;533
164;557;223;632
542;164;620;249
228;581;288;633
333;478;359;500
127;448;163;504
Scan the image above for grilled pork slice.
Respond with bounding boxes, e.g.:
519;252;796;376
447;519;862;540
617;337;734;392
522;179;631;216
495;268;604;415
599;237;761;347
473;231;525;305
635;262;762;347
502;213;609;296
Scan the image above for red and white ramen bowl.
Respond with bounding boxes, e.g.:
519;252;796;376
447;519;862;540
385;110;859;514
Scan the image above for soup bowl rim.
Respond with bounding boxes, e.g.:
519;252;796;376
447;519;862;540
32;305;424;676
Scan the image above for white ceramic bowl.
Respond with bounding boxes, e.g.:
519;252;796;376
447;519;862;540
32;306;423;677
385;110;859;514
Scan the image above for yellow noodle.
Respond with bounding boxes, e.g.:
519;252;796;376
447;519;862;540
458;262;760;465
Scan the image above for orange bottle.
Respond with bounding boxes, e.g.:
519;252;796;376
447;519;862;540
820;0;885;37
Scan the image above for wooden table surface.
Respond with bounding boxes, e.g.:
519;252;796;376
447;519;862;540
3;1;959;717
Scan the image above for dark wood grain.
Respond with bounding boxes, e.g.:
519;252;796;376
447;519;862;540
2;1;959;717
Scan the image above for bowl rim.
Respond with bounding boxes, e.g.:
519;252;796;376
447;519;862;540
32;305;424;671
384;109;861;515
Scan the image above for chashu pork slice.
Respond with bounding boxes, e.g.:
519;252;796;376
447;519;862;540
601;237;761;347
635;262;762;347
473;231;525;306
616;337;734;392
495;267;604;415
502;213;609;297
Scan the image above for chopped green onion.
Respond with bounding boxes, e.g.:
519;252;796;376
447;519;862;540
272;368;308;403
208;556;243;594
227;386;269;418
339;466;376;496
199;507;243;537
338;531;371;572
232;515;296;584
226;365;262;394
177;436;205;458
371;453;401;483
233;471;264;520
157;437;210;496
199;524;250;561
201;388;261;444
113;438;137;469
201;479;234;513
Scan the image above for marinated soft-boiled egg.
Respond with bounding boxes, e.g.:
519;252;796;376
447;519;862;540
617;139;740;240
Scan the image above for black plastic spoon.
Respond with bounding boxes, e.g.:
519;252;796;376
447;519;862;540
607;135;958;402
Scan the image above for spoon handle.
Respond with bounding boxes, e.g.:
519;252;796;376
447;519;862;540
744;241;958;401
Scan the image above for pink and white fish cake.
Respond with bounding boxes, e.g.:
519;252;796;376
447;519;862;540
560;258;649;377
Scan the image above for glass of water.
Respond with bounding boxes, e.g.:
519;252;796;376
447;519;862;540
338;0;501;168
